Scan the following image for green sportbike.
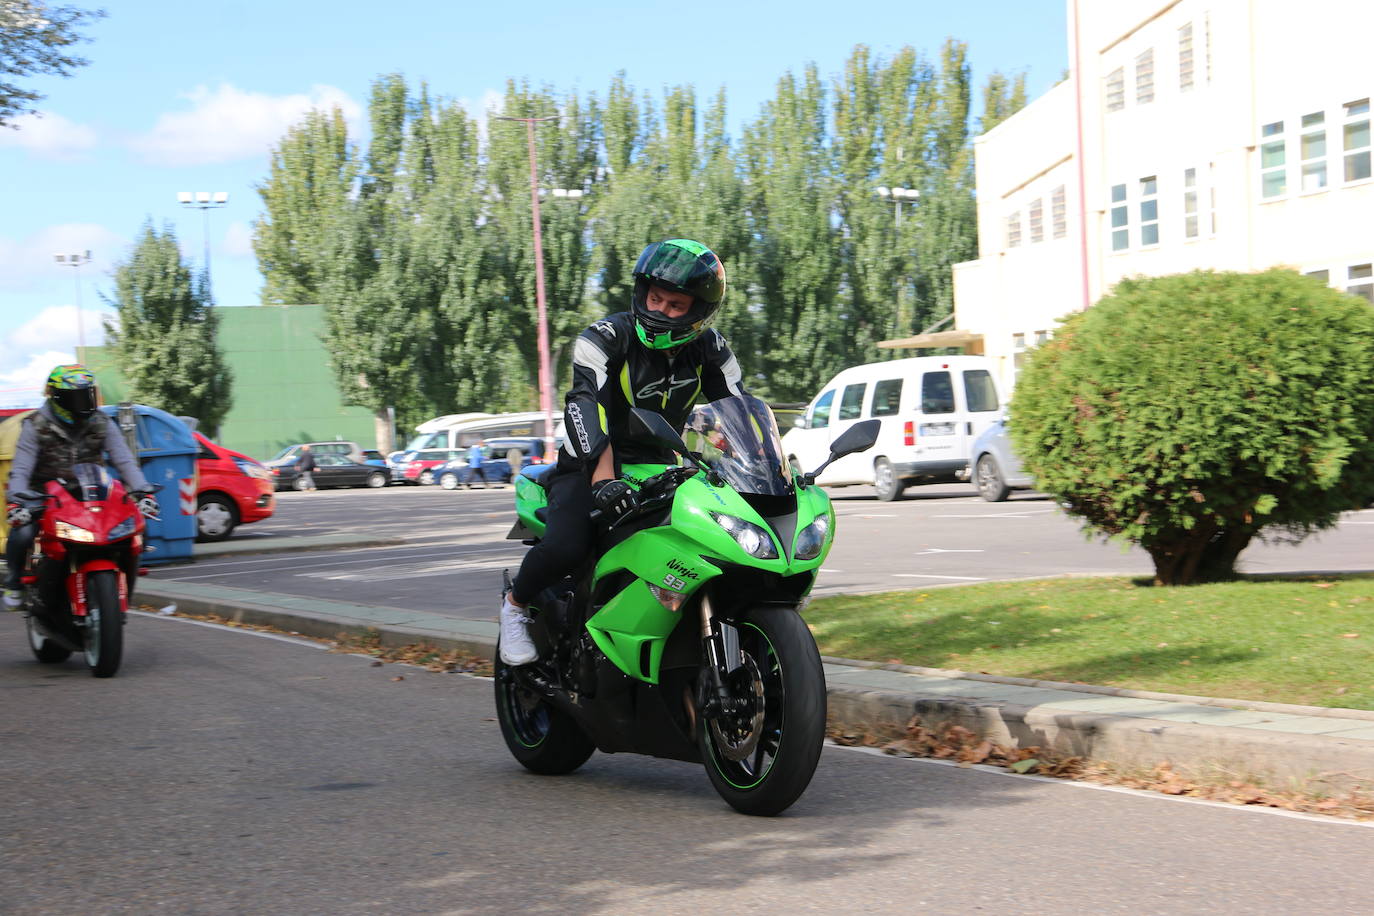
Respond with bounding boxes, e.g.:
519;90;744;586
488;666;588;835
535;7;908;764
496;394;879;815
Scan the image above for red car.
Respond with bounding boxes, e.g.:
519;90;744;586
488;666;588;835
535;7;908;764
194;432;275;542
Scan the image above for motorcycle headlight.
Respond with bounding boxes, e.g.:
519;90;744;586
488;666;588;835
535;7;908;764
108;517;137;540
794;514;831;560
710;512;779;560
54;521;96;543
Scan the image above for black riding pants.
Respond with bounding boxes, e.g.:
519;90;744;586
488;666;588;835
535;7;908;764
5;522;35;590
510;468;594;605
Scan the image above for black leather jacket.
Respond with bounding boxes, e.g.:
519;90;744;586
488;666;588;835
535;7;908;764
560;312;747;470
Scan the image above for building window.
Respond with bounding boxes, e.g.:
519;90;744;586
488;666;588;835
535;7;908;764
1345;99;1371;182
1110;183;1128;251
1135;49;1155;105
1051;185;1067;239
1305;269;1330;284
1204;12;1212;83
1028;198;1044;243
1350;263;1373;303
1260;121;1286;198
1006;211;1022;248
1183;168;1199;238
1178;23;1194;91
1034;329;1049;345
1300;111;1327;191
1139;176;1159;246
1208;163;1217;234
1105;67;1125;112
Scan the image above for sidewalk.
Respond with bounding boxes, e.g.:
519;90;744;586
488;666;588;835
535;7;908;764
137;576;1374;794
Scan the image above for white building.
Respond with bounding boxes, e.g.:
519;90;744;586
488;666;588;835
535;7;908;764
934;0;1373;392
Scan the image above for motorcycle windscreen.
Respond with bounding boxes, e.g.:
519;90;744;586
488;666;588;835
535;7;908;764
69;462;114;501
686;396;792;497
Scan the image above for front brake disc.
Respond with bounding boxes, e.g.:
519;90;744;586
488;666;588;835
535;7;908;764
708;655;766;761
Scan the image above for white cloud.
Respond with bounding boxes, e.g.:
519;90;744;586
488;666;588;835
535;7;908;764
129;82;363;166
0;350;75;409
221;220;255;258
0;224;129;292
6;304;110;355
0;110;99;159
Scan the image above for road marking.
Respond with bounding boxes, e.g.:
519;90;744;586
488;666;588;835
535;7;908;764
892;573;986;581
911;547;984;555
834;745;1374;829
298;555;522;582
159;543;520;580
932;513;1042;519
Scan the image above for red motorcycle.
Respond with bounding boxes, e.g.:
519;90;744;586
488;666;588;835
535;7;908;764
11;463;150;677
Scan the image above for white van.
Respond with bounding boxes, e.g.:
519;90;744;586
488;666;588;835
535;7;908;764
404;412;558;453
781;356;1003;500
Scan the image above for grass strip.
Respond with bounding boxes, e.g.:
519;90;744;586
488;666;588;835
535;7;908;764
806;574;1374;711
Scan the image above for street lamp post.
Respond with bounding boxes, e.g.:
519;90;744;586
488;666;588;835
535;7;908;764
876;186;922;335
53;250;92;353
495;115;560;460
875;185;921;226
177;190;229;296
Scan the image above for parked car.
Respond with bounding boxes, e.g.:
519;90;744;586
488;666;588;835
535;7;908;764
361;449;390;468
271;454;391;491
393;447;462;485
969;417;1036;502
194;432;275;542
430;436;551;489
264;440;365;469
782;355;1004;501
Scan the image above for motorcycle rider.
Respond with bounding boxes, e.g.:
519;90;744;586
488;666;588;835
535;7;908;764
4;365;156;609
500;239;748;665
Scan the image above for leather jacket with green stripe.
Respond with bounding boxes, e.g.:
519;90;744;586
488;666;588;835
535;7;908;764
561;311;747;470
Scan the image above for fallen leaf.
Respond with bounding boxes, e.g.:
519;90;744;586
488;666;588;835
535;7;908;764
1009;759;1039;774
371;660;384;667
1340;634;1360;639
391;676;405;682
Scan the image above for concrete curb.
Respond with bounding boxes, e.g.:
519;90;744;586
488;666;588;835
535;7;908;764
192;534;406;558
136;578;1374;793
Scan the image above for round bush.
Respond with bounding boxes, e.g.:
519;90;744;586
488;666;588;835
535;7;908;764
1010;269;1374;585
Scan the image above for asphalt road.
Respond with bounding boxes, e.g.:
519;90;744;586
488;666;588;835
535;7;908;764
149;484;1374;621
3;611;1372;915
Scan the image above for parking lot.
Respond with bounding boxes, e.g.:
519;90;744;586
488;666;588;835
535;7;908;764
149;483;1374;622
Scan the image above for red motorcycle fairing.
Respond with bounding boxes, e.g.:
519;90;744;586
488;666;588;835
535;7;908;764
38;476;143;564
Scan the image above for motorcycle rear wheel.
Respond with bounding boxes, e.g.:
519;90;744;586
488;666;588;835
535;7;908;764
493;653;595;775
83;570;123;678
701;608;826;816
26;612;71;663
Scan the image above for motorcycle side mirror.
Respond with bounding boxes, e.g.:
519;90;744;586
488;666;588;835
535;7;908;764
627;408;695;463
803;419;881;486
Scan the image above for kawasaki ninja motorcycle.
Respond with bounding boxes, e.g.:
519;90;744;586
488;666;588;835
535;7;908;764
495;394;878;815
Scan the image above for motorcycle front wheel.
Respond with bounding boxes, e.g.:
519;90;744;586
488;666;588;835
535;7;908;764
82;570;123;678
701;608;827;816
493;653;595;775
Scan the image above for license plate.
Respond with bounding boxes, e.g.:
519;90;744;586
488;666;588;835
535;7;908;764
920;422;955;436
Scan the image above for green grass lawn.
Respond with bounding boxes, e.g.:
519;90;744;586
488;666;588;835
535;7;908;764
805;574;1374;711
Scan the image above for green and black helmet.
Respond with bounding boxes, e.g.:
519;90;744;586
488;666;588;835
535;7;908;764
46;364;99;425
631;239;727;349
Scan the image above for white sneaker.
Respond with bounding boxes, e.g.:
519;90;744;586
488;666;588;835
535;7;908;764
499;597;538;666
3;589;22;611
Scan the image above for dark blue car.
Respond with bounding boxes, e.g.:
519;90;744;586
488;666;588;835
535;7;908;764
432;436;553;489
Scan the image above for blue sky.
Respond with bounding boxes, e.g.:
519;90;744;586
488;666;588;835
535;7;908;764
0;0;1067;407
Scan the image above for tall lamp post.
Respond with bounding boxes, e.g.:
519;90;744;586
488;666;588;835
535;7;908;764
876;186;922;335
53;250;92;353
495;114;559;460
177;190;229;296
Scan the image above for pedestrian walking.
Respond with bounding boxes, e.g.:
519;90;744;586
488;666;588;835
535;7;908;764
465;439;489;489
296;445;317;491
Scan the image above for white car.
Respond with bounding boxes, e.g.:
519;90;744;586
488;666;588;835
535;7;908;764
969;418;1036;501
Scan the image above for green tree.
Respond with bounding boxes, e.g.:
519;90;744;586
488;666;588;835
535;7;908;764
103;221;232;435
1010;270;1374;586
0;0;105;126
977;69;1027;134
252;106;354;305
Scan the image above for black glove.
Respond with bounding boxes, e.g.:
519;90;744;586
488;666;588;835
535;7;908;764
591;479;639;520
6;503;30;527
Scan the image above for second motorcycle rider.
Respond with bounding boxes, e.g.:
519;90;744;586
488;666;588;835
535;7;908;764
499;239;749;665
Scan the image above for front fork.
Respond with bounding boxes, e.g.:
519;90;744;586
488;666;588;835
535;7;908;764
698;592;747;719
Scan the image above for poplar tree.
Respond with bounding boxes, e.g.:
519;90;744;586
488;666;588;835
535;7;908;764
103;221;232;435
